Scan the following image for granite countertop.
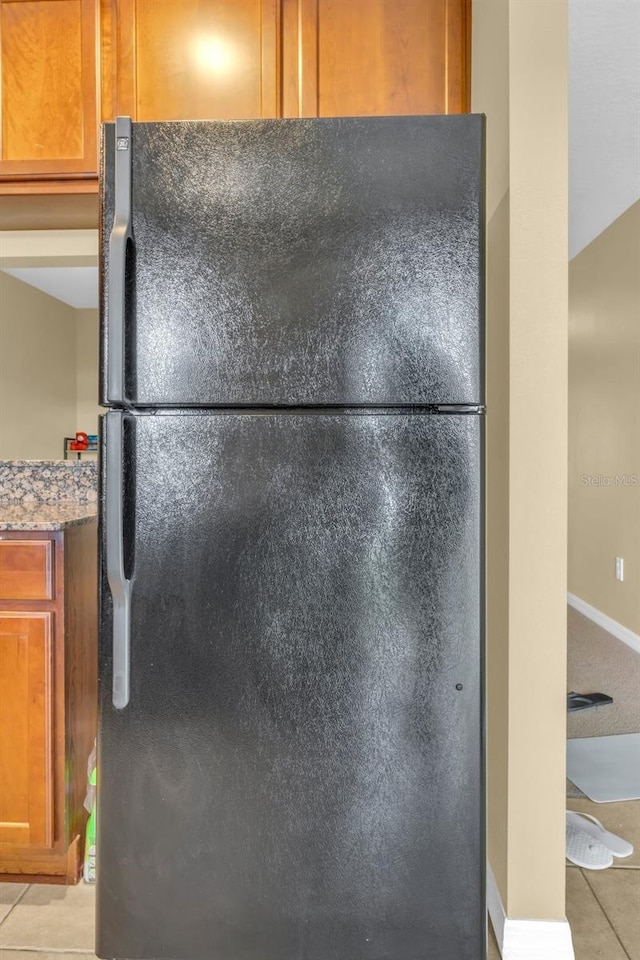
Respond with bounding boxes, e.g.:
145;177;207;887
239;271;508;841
0;501;98;532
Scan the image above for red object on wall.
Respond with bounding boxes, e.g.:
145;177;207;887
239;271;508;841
69;432;89;451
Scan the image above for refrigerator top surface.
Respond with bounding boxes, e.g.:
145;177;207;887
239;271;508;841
101;114;485;408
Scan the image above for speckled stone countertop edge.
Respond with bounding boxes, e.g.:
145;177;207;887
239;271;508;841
0;460;98;505
0;502;98;532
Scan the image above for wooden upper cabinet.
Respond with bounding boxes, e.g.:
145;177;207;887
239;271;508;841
0;0;99;180
0;0;470;212
103;0;280;122
282;0;469;118
105;0;468;124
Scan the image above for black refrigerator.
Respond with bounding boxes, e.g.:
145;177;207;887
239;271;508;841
97;115;485;960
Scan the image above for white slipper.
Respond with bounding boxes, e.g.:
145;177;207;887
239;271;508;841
567;810;634;858
566;819;613;869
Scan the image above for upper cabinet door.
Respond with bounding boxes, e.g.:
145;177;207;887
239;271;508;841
107;0;280;122
282;0;470;118
0;0;99;179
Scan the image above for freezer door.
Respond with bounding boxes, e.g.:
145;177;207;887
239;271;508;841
98;410;484;960
100;115;484;407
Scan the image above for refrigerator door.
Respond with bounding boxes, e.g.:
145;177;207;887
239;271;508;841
98;410;484;960
100;115;484;407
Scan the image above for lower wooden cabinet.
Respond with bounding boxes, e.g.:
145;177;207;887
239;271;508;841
0;523;97;883
0;612;53;849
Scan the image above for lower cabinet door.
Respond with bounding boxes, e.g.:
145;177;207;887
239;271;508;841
0;613;53;847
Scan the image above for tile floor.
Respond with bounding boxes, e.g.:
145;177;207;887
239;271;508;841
0;879;499;959
0;881;95;960
0;880;499;959
565;797;640;960
0;883;500;960
0;838;637;960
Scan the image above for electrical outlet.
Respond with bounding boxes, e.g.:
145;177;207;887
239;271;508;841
616;557;624;581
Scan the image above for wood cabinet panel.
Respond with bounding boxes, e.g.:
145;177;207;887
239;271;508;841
0;0;99;179
0;612;53;848
0;540;53;601
282;0;469;118
0;526;97;884
110;0;279;122
0;0;470;214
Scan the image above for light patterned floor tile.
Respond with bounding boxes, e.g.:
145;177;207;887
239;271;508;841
585;868;640;960
0;883;95;952
566;868;627;959
0;886;28;926
0;953;96;960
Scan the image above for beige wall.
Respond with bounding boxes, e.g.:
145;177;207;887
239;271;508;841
473;0;569;925
472;0;509;216
0;271;78;460
485;189;510;902
508;0;568;920
569;201;640;634
0;229;97;267
473;0;511;905
76;308;101;437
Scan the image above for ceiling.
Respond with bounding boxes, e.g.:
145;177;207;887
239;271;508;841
569;0;640;259
1;266;99;309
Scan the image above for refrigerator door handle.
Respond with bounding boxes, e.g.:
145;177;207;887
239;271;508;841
107;116;133;406
106;411;132;709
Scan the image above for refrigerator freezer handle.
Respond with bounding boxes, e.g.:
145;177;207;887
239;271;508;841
106;411;131;709
107;116;133;406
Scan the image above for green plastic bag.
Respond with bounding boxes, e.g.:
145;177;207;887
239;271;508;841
83;765;96;883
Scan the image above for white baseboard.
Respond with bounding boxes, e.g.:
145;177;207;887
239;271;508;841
487;865;575;960
568;593;640;655
487;863;506;949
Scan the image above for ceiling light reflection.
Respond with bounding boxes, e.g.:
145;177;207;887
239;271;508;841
194;36;234;73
